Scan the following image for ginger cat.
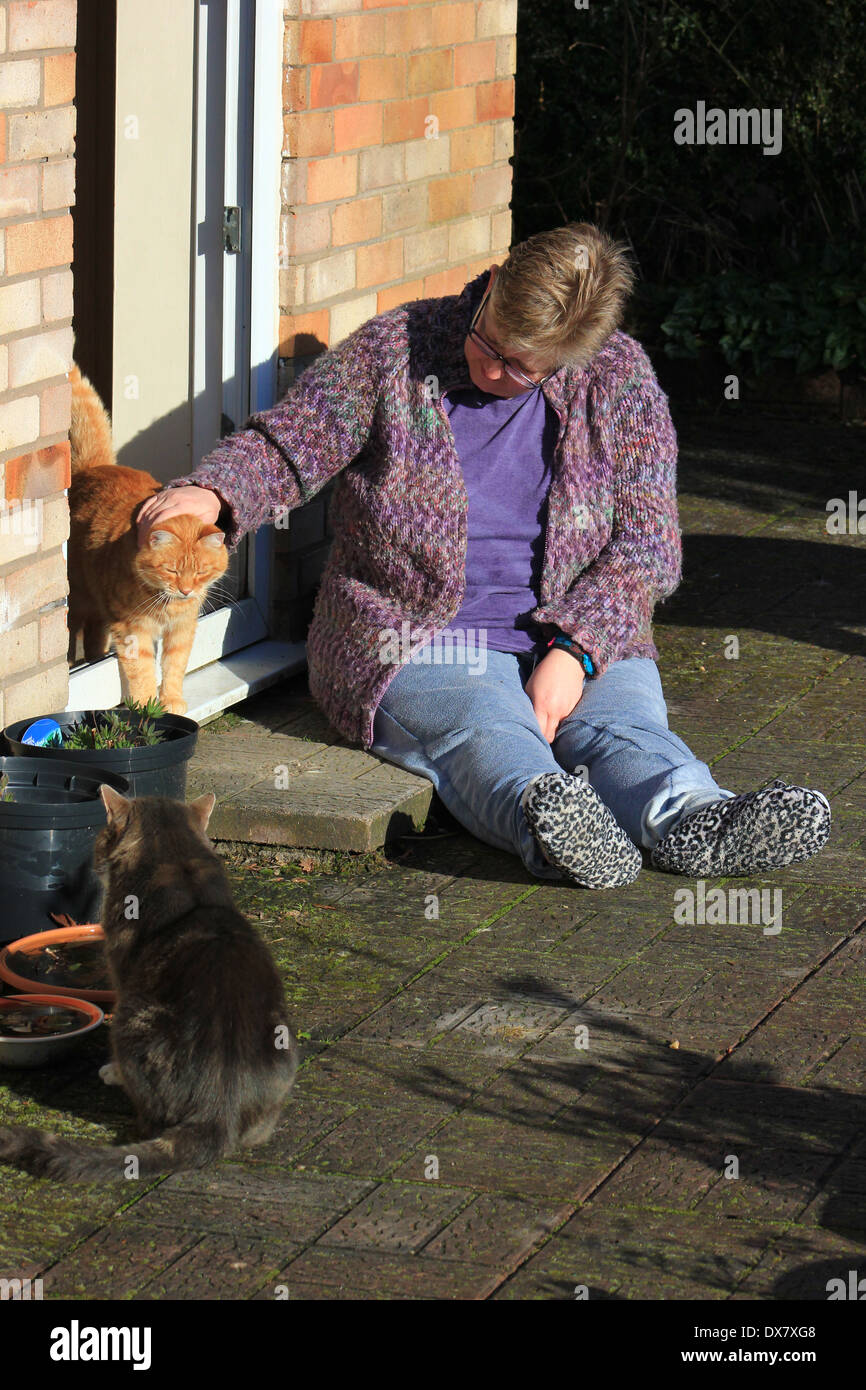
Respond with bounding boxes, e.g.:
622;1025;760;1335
68;366;228;715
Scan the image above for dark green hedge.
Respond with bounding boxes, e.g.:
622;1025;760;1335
513;0;866;371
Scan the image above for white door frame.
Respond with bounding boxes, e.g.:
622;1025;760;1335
67;0;305;721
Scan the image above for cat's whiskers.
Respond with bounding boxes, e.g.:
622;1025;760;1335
200;578;238;600
201;583;243;614
126;589;172;622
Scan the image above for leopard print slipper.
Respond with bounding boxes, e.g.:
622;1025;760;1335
521;771;643;889
650;778;831;877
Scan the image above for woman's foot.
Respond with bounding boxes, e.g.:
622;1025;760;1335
521;771;642;889
650;778;831;877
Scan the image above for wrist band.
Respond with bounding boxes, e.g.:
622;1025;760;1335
547;633;595;678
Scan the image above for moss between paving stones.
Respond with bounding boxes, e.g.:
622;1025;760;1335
217;839;392;879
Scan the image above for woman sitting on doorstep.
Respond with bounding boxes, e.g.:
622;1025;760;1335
137;222;831;889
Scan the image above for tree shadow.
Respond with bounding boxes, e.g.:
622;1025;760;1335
341;1004;866;1299
659;534;866;660
675;410;866;517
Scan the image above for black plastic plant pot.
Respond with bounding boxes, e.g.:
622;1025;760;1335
3;708;199;799
0;758;130;944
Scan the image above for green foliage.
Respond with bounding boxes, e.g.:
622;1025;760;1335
62;699;167;751
514;0;866;368
643;248;866;375
0;773;14;803
124;697;166;722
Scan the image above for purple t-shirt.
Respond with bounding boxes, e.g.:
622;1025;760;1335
442;382;559;655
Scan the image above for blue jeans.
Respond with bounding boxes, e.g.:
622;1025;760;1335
371;649;736;881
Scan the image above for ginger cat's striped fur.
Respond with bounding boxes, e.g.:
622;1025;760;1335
68;366;228;714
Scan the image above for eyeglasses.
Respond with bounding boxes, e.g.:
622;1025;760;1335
466;288;559;390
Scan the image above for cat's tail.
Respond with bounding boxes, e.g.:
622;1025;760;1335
69;363;116;473
0;1121;225;1182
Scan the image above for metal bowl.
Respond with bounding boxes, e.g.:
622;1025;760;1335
0;993;104;1068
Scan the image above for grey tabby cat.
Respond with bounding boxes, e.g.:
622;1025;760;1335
0;788;299;1181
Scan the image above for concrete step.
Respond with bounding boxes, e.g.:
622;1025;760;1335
186;675;433;852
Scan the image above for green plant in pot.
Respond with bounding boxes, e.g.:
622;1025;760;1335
53;698;167;751
3;697;199;800
0;697;198;945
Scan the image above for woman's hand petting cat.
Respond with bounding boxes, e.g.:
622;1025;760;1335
136;486;222;545
525;646;586;743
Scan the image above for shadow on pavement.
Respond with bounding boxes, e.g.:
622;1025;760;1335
660;534;866;660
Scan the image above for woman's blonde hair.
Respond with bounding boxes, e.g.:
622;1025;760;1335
488;222;636;368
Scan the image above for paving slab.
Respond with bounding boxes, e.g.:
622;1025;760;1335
187;682;433;851
493;1209;789;1300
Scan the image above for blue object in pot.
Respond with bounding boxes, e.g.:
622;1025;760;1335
20;718;62;748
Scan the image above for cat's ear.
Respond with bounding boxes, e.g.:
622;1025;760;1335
100;784;132;824
148;529;174;547
199;530;225;548
188;791;216;833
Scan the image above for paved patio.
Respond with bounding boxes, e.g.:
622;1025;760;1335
1;406;864;1300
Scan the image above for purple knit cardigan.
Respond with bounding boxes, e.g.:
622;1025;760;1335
166;270;682;749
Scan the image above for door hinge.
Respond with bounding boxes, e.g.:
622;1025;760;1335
223;205;242;254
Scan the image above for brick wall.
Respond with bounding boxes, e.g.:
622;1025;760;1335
273;0;516;641
0;0;75;727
